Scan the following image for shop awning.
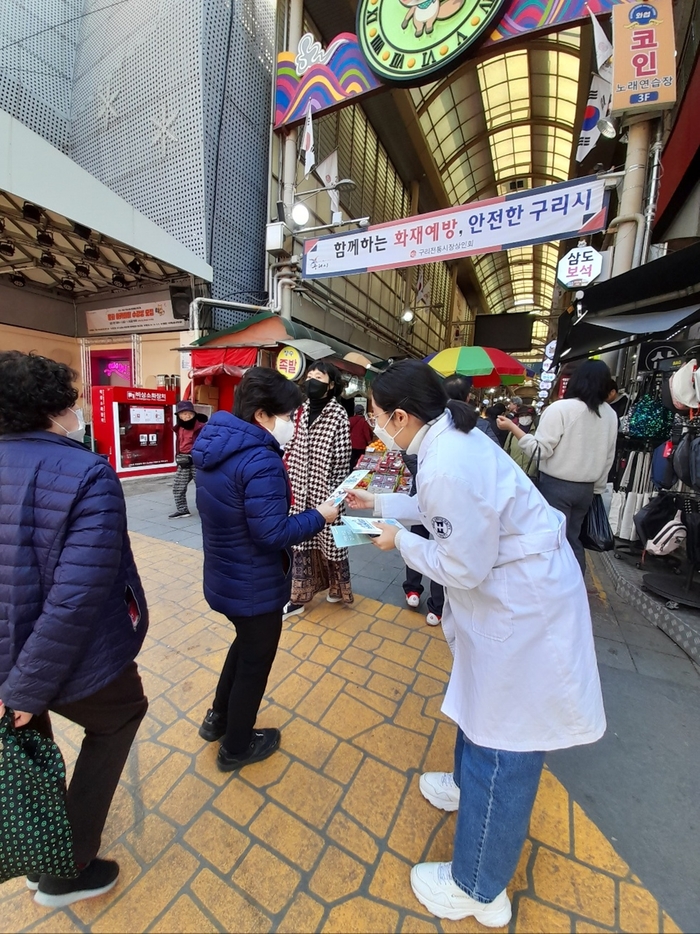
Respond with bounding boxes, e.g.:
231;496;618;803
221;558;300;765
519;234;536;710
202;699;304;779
557;303;700;363
190;347;257;378
581;242;700;318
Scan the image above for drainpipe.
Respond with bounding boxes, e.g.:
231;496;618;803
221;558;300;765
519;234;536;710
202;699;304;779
640;119;664;265
611;119;651;278
605;214;646;276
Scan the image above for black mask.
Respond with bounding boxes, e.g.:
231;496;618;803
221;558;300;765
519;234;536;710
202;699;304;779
306;378;329;400
177;415;196;429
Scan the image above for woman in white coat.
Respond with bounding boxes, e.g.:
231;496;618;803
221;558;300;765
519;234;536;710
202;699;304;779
348;361;605;928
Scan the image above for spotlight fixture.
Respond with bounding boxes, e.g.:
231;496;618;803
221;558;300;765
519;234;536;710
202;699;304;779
84;243;100;261
40;251;56;268
112;272;127;288
597;116;618;139
36;228;54;247
10;272;26;287
126;257;141;274
22;202;42;223
401;309;414;323
0;240;15;257
333;178;356;193
74;262;90;278
60;277;75;292
72;222;92;240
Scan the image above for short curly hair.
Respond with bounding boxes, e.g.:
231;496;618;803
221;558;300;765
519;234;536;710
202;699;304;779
0;351;79;434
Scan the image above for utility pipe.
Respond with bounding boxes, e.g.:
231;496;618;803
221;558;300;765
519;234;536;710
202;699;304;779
640;120;664;265
606;213;646;275
280;0;304;320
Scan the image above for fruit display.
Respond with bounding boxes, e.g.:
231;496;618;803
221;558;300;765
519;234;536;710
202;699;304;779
355;452;411;493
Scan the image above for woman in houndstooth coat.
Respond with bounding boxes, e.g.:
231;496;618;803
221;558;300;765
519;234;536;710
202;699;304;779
284;362;353;617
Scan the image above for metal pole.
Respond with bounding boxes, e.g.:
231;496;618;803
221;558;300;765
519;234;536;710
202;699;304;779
280;0;304;321
640;119;664;265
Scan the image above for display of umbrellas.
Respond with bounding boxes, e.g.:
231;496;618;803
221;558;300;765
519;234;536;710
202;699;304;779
424;346;527;387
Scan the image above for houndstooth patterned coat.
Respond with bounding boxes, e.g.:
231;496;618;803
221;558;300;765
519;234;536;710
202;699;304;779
285;398;351;562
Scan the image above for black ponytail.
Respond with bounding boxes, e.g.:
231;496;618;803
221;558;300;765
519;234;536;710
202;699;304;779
446;399;479;433
372;360;477;434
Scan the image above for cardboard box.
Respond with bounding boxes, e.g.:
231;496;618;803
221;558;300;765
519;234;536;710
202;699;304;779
195;385;219;406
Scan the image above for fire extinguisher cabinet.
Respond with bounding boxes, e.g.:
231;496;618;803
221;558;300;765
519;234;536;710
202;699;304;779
92;386;177;478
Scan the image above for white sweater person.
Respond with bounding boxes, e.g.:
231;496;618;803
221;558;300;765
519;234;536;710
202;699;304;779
514;398;617;493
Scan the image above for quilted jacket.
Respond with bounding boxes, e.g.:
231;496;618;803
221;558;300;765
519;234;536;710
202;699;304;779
193;412;325;618
0;432;148;714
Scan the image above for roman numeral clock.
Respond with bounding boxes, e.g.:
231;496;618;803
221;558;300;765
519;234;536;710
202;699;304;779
357;0;507;84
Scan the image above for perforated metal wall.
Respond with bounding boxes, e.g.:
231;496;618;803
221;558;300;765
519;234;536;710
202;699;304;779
1;0;277;313
0;0;81;152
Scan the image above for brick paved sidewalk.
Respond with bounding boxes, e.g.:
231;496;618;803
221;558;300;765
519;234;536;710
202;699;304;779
0;533;684;933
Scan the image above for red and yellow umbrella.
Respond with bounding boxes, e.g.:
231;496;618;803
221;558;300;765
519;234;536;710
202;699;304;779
426;346;526;387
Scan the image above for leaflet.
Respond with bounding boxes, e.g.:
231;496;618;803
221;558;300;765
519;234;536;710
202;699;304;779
328;470;370;506
331;516;402;547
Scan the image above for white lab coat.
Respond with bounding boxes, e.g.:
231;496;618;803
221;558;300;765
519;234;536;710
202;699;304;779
377;413;606;753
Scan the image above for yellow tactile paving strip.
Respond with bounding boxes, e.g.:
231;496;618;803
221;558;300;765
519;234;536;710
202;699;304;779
0;533;684;934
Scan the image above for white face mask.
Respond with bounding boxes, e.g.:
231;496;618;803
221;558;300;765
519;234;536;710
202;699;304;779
519;416;532;427
373;412;402;452
271;415;295;448
51;407;85;443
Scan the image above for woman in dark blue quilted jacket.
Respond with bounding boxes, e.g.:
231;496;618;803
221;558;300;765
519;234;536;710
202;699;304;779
193;367;338;772
0;351;149;908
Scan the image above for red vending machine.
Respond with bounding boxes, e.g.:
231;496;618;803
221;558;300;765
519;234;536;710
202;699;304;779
92;386;177;477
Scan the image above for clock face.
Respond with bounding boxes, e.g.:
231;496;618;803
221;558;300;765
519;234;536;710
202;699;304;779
356;0;507;85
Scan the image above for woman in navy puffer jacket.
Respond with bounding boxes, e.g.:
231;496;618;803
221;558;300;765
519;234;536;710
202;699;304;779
0;351;148;908
193;367;338;772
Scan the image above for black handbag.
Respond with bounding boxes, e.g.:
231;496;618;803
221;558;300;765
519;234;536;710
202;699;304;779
0;711;77;883
580;494;614;552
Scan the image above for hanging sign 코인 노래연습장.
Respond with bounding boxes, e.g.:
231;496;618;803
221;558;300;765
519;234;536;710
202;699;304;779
302;176;608;280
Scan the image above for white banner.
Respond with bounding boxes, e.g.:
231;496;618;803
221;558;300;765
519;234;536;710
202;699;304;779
85;299;187;334
303;176;608;280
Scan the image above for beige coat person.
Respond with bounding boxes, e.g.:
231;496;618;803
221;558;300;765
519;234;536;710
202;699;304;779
375;413;606;753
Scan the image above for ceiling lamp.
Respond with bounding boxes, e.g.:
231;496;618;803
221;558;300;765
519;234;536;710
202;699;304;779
40;251;56;268
112;272;127;288
333;178;356;192
126;257;141;274
10;272;26;287
74;262;90;278
84;243;100;260
36;228;54;247
0;240;15;257
60;277;75;292
401;309;414;323
22;202;42;223
72;222;92;240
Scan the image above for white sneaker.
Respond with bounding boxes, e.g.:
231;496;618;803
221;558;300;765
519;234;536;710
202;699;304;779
326;594;342;603
410;862;512;925
406;592;421;608
426;612;442;626
419;771;461;811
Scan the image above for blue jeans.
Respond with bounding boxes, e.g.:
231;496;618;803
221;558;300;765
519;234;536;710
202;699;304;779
451;731;545;902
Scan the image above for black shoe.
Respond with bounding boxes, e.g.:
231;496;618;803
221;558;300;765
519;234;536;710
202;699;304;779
34;859;119;908
199;707;226;742
283;602;304;620
169;510;191;519
26;872;40;890
217;729;281;772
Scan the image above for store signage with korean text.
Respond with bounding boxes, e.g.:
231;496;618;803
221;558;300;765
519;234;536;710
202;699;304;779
611;0;676;116
85;300;188;335
557;245;603;289
303;176;608;280
275;346;306;380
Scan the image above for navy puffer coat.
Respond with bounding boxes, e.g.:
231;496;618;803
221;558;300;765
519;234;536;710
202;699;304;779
0;432;148;714
193;412;325;618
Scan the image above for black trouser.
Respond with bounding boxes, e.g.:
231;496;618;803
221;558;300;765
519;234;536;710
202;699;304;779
31;662;148;865
538;472;595;576
402;524;445;617
213;609;283;755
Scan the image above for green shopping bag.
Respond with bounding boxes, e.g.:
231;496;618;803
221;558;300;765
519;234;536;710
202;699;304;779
0;711;77;883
